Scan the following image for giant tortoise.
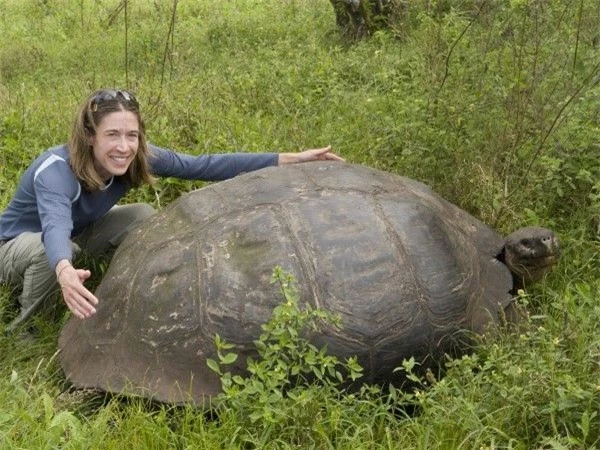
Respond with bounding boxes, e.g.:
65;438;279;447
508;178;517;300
58;162;560;403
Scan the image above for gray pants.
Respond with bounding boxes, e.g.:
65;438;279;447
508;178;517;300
0;203;155;331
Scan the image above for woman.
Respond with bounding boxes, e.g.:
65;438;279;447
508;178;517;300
0;89;343;331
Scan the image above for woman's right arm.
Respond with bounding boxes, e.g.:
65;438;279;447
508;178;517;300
55;259;98;319
33;153;99;318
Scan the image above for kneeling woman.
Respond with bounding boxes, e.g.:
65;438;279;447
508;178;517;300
0;89;343;331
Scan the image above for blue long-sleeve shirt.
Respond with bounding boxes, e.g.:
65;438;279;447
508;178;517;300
0;144;278;269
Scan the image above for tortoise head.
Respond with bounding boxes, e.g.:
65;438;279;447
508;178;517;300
503;226;560;289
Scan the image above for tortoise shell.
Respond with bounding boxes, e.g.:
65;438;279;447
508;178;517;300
59;162;512;403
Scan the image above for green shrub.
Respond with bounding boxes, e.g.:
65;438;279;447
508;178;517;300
207;267;368;445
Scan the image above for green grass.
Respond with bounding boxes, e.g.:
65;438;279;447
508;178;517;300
1;0;599;448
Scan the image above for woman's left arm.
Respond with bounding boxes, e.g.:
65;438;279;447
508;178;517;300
148;144;344;181
277;145;344;165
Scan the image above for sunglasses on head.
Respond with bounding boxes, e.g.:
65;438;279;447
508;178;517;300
91;89;139;110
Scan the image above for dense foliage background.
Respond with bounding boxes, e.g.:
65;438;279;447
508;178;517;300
0;0;598;448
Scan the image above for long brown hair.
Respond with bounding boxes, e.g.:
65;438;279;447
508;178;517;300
68;89;155;191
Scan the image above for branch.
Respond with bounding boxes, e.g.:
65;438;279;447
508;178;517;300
433;0;489;98
507;58;600;201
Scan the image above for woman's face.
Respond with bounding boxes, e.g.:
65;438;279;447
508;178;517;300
90;110;140;180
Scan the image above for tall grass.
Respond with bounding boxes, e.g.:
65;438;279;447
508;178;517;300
1;0;599;448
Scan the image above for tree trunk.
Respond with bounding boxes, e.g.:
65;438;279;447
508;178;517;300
329;0;404;39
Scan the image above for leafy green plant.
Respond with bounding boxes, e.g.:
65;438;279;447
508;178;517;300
207;267;363;428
